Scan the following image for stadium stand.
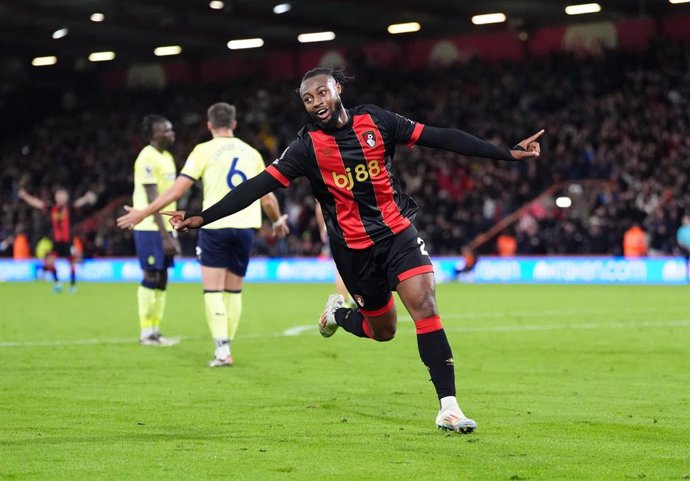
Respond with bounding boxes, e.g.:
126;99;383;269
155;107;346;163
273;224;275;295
1;40;688;258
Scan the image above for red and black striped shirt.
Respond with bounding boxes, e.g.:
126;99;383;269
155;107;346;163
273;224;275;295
266;104;424;250
49;204;72;243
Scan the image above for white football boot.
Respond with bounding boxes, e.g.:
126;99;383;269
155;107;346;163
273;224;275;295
139;333;180;347
209;356;234;367
436;397;477;433
209;341;233;367
319;294;344;338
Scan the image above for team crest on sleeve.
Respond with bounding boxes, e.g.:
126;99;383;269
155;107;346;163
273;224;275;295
362;131;376;148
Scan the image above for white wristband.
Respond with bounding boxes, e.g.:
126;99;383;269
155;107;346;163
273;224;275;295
272;218;284;228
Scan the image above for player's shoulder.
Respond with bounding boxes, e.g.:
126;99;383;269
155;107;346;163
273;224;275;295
282;127;312;150
188;138;216;157
352;104;389;116
232;136;260;152
135;144;154;158
295;125;311;139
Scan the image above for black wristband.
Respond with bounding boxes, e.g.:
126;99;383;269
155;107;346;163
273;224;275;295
183;211;200;221
512;144;526;151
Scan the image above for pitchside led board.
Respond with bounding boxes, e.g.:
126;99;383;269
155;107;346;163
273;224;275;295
0;257;688;285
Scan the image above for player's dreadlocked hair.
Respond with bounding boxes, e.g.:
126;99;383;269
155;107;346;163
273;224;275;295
297;67;354;93
142;114;169;141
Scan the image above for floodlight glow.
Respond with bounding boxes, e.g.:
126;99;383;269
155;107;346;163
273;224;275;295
556;197;572;208
32;56;57;66
471;13;507;25
565;3;601;15
209;1;224;9
387;22;421;34
273;3;291;14
669;0;690;4
90;12;105;22
297;31;336;43
52;28;69;39
88;51;115;62
154;45;182;56
227;38;264;49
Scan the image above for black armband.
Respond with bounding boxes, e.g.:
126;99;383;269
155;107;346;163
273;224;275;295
417;125;515;161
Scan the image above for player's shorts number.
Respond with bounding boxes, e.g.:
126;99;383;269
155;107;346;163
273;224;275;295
226;157;247;189
417;237;429;256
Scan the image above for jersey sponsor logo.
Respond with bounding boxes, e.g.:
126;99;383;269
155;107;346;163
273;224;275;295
331;160;382;191
361;130;376;148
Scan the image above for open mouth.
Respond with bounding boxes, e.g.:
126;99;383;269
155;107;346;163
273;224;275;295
316;108;330;121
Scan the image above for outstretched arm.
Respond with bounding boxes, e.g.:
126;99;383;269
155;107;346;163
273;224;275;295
416;126;543;161
117;176;194;229
164;170;283;231
17;188;46;210
73;191;98;208
260;192;290;238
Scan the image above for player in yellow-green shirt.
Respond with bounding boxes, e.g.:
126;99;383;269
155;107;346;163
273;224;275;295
118;103;289;365
131;115;180;346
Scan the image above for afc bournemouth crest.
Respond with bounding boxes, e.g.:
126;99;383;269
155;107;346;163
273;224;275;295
354;295;365;307
362;131;376;148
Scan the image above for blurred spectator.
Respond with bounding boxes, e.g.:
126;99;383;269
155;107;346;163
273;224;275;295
13;231;31;259
623;223;648;257
2;40;688;257
496;232;517;257
677;215;690;256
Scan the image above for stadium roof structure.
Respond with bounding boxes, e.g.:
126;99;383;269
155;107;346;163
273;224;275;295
1;0;686;63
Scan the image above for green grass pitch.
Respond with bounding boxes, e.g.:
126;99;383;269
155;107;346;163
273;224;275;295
1;282;689;480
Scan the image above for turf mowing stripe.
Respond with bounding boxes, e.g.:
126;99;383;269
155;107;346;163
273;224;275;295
4;319;686;347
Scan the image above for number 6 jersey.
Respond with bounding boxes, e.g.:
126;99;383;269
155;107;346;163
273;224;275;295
181;137;265;229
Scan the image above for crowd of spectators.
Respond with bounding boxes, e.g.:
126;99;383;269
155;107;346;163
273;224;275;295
1;39;688;258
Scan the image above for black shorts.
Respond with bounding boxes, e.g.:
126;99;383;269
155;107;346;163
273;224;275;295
52;241;72;258
330;225;433;315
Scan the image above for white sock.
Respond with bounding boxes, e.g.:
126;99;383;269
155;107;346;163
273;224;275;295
440;396;466;417
215;338;230;359
140;327;154;338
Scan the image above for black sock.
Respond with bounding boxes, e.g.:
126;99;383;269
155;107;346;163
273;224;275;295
70;267;76;286
334;308;369;338
49;267;58;283
417;329;456;399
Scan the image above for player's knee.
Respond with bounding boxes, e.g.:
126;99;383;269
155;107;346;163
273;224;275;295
373;325;396;342
413;292;438;318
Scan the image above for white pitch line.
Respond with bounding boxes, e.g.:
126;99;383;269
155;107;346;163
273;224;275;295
443;319;690;333
2;320;688;348
406;305;690;321
0;336;198;348
282;319;690;337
